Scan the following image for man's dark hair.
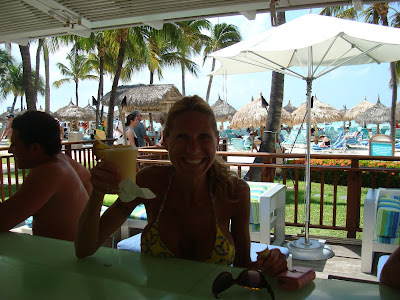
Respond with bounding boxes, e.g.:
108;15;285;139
12;111;61;155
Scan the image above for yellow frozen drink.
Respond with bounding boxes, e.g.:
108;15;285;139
102;145;138;182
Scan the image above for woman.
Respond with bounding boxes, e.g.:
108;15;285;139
319;135;330;148
126;111;140;147
75;96;287;276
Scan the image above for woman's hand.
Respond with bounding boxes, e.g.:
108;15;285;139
90;161;121;194
256;248;288;276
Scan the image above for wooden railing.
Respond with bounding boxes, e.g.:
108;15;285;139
2;140;399;239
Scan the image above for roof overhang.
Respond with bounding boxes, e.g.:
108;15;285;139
1;0;395;45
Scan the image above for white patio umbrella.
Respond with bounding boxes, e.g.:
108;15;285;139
210;14;400;260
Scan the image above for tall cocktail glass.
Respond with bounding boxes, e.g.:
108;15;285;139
102;145;138;182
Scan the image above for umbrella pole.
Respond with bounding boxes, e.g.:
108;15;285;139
286;46;334;260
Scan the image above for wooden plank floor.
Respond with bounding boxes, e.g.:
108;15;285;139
285;237;383;282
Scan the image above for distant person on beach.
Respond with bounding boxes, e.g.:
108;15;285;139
75;95;287;277
134;111;151;146
319;135;330;148
0;111;91;241
114;116;125;145
1;113;14;144
380;246;400;289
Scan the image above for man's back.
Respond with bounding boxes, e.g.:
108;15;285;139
0;154;89;242
134;122;147;147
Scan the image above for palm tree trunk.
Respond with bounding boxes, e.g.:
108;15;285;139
390;61;397;141
245;11;286;181
150;71;154;84
34;39;44;105
75;80;79;106
181;64;185;96
107;28;128;139
378;6;397;142
44;43;50;113
19;45;36;111
96;49;105;128
205;58;216;103
11;95;17;112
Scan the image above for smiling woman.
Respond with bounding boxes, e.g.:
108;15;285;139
75;95;288;276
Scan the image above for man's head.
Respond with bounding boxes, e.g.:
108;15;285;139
134;110;143;122
10;111;61;164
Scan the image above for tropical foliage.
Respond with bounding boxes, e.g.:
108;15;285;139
287;158;400;187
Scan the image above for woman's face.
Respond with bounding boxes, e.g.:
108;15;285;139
165;111;219;178
130;115;139;127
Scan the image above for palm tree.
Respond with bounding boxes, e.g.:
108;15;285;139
53;52;98;106
246;12;286;181
0;49;13;80
320;3;398;142
1;62;45;112
1;62;24;112
106;28;129;139
168;20;210;96
19;45;36;110
202;23;242;103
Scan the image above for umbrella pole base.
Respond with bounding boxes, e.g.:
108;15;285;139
285;238;334;261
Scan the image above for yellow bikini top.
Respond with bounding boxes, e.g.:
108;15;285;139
141;172;235;266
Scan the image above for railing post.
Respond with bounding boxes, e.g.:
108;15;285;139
64;143;72;158
346;158;361;238
262;156;275;182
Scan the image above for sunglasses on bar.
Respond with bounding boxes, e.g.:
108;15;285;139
212;269;275;299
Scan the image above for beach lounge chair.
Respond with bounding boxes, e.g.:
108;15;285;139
231;138;247;151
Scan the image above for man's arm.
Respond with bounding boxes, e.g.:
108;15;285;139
139;123;151;145
0;166;58;231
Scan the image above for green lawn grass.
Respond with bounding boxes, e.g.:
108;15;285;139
283;180;369;239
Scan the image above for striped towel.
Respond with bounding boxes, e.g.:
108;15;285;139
101;204;148;221
375;197;400;243
248;182;270;225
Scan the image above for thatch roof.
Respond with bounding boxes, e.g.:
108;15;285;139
355;99;390;125
211;97;237;122
102;84;182;113
82;103;96;121
344;97;374;121
283;100;297;113
291;96;342;126
230;96;291;129
55;101;86;121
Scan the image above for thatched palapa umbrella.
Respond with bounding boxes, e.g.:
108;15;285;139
82;102;96;121
102;84;182;112
283;100;297;113
102;84;182;131
211;96;237;129
230;96;267;129
344;97;374;124
291;96;342;139
55;101;86;122
355;98;390;132
230;95;292;136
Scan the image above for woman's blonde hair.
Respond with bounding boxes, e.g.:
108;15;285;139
164;95;238;200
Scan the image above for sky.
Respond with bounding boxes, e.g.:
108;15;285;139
0;8;397;121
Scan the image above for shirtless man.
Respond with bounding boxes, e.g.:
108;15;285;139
0;111;91;241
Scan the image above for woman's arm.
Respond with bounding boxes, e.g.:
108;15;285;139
380;247;400;289
75;161;138;258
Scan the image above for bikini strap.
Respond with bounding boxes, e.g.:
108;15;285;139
155;168;176;222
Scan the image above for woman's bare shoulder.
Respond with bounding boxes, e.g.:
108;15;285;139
136;165;172;187
229;178;250;202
